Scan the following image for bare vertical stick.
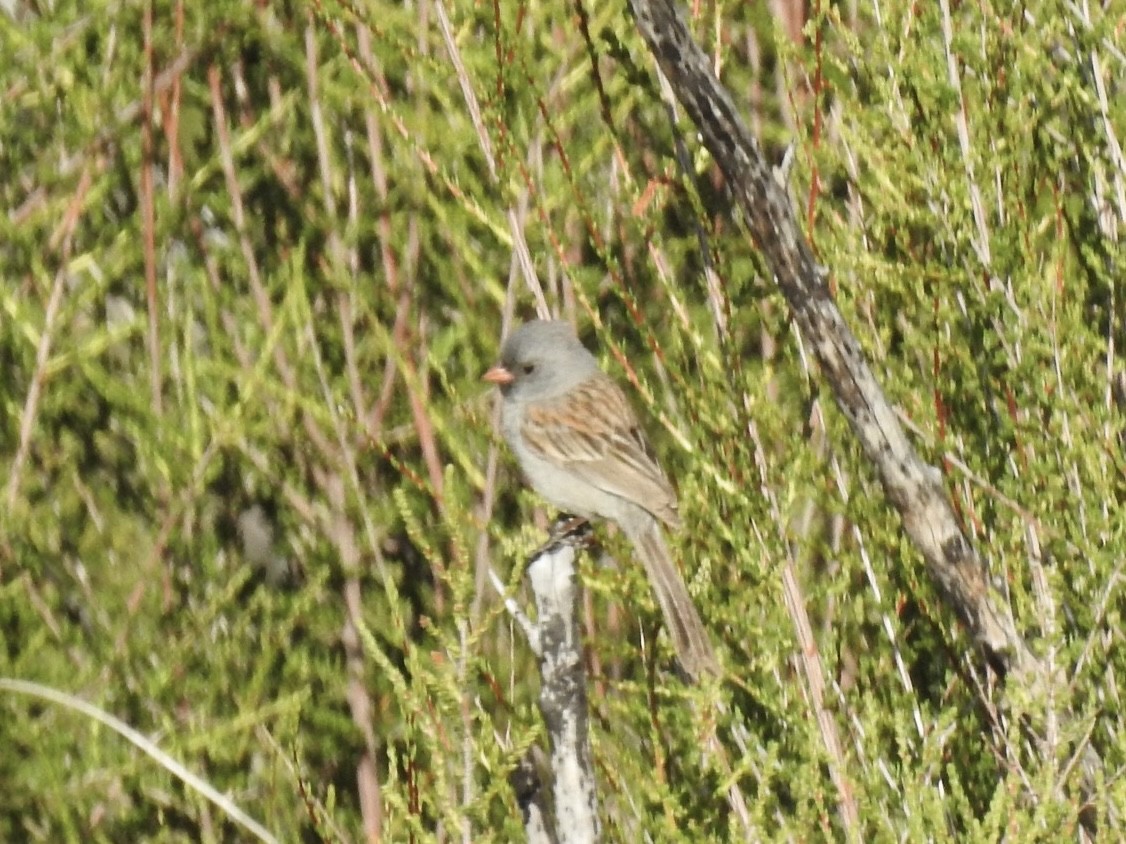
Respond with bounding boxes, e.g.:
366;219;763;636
525;522;601;843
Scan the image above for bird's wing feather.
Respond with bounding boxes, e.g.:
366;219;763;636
521;375;680;527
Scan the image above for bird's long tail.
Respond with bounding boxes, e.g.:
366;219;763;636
625;520;719;682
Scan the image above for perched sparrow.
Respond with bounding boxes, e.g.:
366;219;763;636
484;319;718;681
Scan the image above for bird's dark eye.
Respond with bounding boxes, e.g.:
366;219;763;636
522;363;535;375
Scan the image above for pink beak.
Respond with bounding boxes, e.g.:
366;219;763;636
483;365;514;385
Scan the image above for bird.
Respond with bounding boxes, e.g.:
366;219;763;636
484;319;719;681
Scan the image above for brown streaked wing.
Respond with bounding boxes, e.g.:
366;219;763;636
521;375;679;524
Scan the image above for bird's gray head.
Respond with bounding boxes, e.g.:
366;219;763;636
484;319;600;401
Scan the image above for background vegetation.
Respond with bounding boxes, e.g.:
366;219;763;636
1;0;1123;840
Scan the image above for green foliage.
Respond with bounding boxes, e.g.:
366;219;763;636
1;0;1123;839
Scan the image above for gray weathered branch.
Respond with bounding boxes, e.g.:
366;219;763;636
626;2;1117;833
523;522;601;843
627;0;1035;681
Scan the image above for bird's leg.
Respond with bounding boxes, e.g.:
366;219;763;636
526;515;594;566
550;513;591;542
